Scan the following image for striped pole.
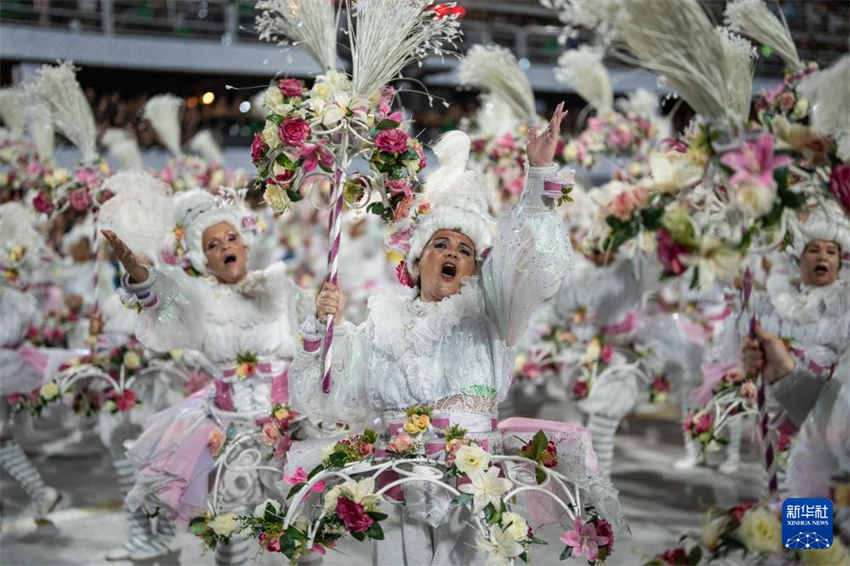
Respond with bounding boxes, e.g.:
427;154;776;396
90;205;101;355
320;129;349;394
750;315;778;495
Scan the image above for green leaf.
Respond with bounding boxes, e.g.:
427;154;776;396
640;206;665;231
375;120;401;131
226;422;237;441
361;429;378;444
366;521;385;540
189;521;208;536
268;114;284;126
483;503;498;523
531;430;548;456
367;202;386;217
527;535;548;545
535;467;547;485
287;483;305;500
519;551;529;563
367;511;388;521
689;267;700;290
327;452;348;468
388;164;405;180
286;188;304;203
275;152;294;169
560;545;574;560
351;531;365;542
287;525;308;541
280;533;296;559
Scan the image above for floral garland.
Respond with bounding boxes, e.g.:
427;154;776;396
648;375;672;405
256;403;298;462
158;156;249;194
571;336;617;400
251;76;426;221
32;160;112;215
645;500;850;566
563;111;659;170
753;62;818;126
6;380;62;418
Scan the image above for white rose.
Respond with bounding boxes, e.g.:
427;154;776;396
500;512;529;541
253;499;282;519
581;339;602;365
262;120;281;150
40;381;60;401
736;508;782;554
265;86;285;115
211;513;239;537
563;142;578;162
455;443;490;475
169;349;183;360
320;443;335;462
123;350;141;369
735;180;776;217
791;97;809;120
263;185;289;214
311;82;333;101
323;485;342;513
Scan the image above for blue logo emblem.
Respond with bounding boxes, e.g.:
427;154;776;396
782;498;832;550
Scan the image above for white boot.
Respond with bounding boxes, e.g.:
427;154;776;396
718;417;742;475
587;413;620;475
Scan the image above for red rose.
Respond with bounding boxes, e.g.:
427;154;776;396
114;389;137;412
335;497;374;533
728;502;755;524
830;164;850;213
600;344;614;365
374;129;409;154
357;441;373;456
278;118;311;148
277;78;304;98
656;228;691;276
68;189;92;212
693;413;713;435
683;413;694;433
652;376;671;393
595;519;614;553
776;432;792;453
571;380;588;399
7;393;26;405
251;133;268;164
386;179;412;197
258;532;281;552
33;190;55;214
659;548;687;565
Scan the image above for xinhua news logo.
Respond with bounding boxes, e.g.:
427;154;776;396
782;498;833;550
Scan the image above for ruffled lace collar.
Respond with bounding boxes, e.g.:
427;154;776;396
201;264;292;327
766;273;850;325
368;277;483;358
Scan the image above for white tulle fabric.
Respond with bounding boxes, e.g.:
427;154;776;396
127;262;312;367
0;288;42;396
290;171;572;425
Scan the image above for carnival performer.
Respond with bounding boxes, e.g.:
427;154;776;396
290;107;623;564
0;202;62;523
103;189;314;566
739;203;850;493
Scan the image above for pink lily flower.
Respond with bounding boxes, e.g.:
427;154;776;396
560;517;609;563
282;466;325;493
720;134;791;189
300;141;335;173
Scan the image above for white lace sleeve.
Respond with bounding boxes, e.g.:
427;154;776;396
121;267;205;353
289;316;372;426
481;165;573;347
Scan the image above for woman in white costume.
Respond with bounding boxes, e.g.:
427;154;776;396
104;189;313;566
291;107;623;564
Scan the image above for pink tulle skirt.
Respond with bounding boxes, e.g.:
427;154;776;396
125;389;217;525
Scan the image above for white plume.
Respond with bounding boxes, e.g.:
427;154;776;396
0;202;45;253
143;94;184;157
476;93;523;137
27;103;55;161
101;128;143;170
616;88;658;118
459;44;538;125
717;27;757;123
725;0;801;70
797;55;850;140
189;130;225;165
26;61;98;163
256;0;339;71
555;45;613;113
0;88;27;137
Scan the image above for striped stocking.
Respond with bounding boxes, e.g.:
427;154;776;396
215;536;249;566
587;413;621;475
0;440;46;514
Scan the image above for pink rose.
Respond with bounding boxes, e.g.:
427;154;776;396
393;194;414;223
386;179;412;197
7;393;26;405
723;368;746;384
595;519;615;553
541;440;558;468
336;497;374;533
521;361;541;380
693;413;713;435
606;187;648;221
683;413;694;433
656;228;691;276
418;202;430;215
778;92;796;112
572;380;589;399
269;167;296;188
33;190;55;214
76;167;100;189
277;78;304;98
207;428;226;457
251;133;267;164
259;532;281;552
278;118;311;148
357;441;373;457
652;377;670;393
261;422;282;446
396;261;416;288
600;344;614;365
113;389;137;412
659;548;687;565
471;138;488;155
387;432;415;453
830;164;850;213
374;129;409;154
68;189;92;211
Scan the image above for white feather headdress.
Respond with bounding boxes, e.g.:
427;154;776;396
403;131;493;280
459;44;538;126
27;61;98;163
143;94;184;158
27;103;55;161
797;55;850;143
97;171;174;264
555;45;613;114
786;200;850;269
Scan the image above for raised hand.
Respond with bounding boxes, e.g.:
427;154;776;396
742;322;795;384
101;230;149;283
316;281;345;326
527;101;568;168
